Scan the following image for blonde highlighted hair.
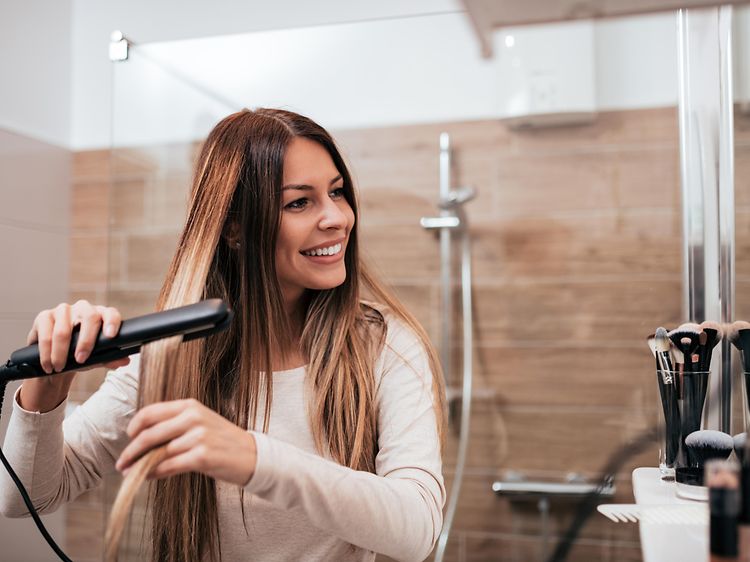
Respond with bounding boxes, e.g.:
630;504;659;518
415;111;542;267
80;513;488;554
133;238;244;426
104;108;446;561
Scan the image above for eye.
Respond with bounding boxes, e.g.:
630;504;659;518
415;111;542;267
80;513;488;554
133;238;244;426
330;187;345;199
285;197;309;210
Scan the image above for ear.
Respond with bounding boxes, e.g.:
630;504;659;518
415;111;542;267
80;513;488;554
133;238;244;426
223;221;242;248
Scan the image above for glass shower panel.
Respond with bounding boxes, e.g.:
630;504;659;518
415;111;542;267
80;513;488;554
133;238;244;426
106;46;235;561
109;45;236;315
101;13;685;562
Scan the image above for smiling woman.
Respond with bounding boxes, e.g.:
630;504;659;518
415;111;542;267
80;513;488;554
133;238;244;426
0;108;447;562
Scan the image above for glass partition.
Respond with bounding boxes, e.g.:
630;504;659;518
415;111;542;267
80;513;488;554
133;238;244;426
104;47;235;560
90;11;699;562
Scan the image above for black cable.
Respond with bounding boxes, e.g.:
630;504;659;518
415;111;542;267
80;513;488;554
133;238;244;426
546;427;658;562
0;381;74;561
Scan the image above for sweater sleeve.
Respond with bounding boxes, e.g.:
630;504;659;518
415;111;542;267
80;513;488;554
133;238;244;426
245;318;445;562
0;358;140;518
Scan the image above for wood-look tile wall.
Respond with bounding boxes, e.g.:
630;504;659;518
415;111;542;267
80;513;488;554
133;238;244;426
68;107;701;561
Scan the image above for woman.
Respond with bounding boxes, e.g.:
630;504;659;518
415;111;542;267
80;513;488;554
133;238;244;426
0;109;446;562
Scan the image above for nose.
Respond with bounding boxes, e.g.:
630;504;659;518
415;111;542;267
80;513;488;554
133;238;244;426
318;199;348;231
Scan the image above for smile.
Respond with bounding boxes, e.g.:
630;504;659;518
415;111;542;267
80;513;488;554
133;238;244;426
301;243;342;257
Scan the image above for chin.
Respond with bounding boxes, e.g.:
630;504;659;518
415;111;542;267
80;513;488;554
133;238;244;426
308;273;347;291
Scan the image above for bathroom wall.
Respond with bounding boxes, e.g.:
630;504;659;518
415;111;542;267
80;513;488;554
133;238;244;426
65;104;693;561
0;128;70;560
0;0;72;147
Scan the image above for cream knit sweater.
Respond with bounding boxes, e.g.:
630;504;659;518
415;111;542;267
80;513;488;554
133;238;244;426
0;312;445;562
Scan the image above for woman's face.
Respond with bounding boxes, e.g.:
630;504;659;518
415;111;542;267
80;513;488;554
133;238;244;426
276;137;355;305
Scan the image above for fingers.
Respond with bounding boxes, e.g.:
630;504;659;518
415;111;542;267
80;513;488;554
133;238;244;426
123;426;206;478
126;399;201;439
145;447;208;481
72;302;121;364
72;302;102;364
29;310;54;373
50;304;72;373
117;409;197;471
96;305;122;338
117;402;257;485
27;300;123;374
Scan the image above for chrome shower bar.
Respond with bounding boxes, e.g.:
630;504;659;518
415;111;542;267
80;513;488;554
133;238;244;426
422;133;477;562
676;7;735;432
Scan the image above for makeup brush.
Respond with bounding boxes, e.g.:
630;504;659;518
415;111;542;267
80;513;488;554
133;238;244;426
729;322;750;429
670;327;706;447
671;325;702;373
677;430;734;487
655;327;675;373
655;327;680;466
700;321;724;371
729;321;750;371
686;430;734;467
734;433;746;465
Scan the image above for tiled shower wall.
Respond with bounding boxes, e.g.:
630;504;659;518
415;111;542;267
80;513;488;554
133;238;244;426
66;106;703;561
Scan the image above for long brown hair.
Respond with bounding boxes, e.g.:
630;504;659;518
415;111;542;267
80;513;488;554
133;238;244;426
105;108;446;562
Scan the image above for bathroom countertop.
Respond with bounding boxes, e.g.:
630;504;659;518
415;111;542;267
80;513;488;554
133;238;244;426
632;467;708;562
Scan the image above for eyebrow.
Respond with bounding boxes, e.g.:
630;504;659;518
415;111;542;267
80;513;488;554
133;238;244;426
282;174;342;192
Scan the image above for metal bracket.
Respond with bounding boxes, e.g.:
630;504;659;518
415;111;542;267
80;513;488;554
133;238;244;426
109;30;130;62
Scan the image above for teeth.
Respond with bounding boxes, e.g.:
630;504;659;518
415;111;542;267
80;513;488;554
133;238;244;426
303;243;342;257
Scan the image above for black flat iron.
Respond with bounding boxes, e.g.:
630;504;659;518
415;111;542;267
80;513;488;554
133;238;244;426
0;299;233;382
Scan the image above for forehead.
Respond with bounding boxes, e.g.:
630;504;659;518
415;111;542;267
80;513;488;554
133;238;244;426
282;137;338;184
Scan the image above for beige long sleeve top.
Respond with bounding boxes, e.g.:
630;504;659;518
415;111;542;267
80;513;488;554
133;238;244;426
0;312;445;562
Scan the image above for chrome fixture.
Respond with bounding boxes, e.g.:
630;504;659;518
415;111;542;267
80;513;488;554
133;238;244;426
493;473;616;560
420;216;461;230
676;7;735;432
491;476;616;498
421;133;476;562
109;30;131;62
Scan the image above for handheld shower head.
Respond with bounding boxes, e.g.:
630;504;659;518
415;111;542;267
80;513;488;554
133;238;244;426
439;186;477;210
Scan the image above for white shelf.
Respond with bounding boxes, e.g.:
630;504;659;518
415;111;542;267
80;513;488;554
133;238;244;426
631;467;709;562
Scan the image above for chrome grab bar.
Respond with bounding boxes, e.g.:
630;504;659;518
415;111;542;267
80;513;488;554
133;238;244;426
492;476;616;498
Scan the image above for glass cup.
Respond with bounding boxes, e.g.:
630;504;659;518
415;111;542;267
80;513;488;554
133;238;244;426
671;369;711;498
656;368;681;475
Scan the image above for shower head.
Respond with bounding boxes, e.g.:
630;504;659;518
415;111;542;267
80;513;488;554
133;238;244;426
439;186;477;210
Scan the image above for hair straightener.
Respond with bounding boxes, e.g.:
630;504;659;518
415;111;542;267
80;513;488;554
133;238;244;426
0;299;233;382
0;299;233;562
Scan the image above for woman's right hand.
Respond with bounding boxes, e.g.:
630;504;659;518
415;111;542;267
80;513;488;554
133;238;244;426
18;300;130;413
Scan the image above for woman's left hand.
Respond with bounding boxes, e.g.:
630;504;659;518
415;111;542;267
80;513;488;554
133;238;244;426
115;399;257;486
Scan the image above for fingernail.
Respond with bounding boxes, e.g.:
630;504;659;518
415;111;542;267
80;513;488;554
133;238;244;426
105;324;116;337
75;352;86;364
